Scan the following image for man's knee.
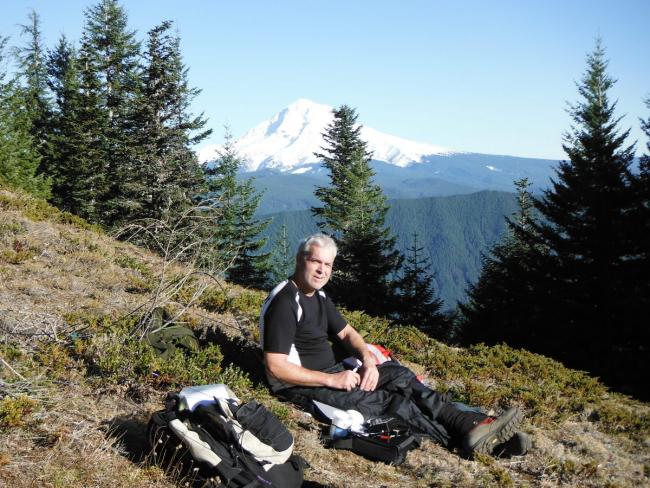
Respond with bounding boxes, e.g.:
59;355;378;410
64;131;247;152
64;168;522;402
377;361;418;389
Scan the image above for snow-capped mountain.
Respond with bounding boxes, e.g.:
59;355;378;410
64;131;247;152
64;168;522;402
198;98;561;214
198;98;455;172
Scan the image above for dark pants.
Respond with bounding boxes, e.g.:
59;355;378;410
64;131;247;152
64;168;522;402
279;361;456;446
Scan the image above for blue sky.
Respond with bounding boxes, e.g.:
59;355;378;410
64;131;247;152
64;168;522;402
2;0;649;160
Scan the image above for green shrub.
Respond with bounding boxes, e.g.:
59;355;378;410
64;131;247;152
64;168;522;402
63;312;137;334
0;344;24;362
0;239;39;264
0;395;39;429
199;287;233;313
82;331;224;389
215;364;255;397
343;309;432;361
114;254;151;275
412;342;609;424
125;274;155;293
86;333;158;382
154;344;224;387
231;289;265;317
0;191;101;232
35;342;76;377
590;402;650;440
57;211;100;231
200;285;265;318
0;220;26;236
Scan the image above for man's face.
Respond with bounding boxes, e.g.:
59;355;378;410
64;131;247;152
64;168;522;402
294;245;336;295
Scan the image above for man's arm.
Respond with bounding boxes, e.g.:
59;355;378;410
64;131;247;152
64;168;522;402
336;324;380;391
264;351;360;391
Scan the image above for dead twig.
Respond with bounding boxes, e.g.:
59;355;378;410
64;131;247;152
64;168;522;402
0;356;26;380
114;197;243;338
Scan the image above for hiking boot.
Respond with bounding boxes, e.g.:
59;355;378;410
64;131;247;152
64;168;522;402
462;407;523;456
493;431;531;457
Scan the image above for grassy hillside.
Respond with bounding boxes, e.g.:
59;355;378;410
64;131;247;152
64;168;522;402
1;187;648;487
262;191;520;308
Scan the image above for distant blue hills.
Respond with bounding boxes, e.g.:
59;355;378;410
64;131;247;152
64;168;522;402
250;152;560;214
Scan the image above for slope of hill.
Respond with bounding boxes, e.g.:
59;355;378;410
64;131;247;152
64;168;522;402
1;187;648;487
262;191;520;308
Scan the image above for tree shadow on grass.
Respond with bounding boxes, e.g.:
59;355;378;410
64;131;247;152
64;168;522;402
202;324;267;385
104;414;152;463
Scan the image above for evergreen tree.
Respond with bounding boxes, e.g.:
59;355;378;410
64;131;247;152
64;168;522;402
627;98;650;366
268;222;294;284
635;98;650;266
114;20;209;225
531;40;638;367
462;41;645;397
44;35;107;219
637;98;650;261
459;178;546;346
0;36;50;197
312;105;402;316
395;232;449;339
78;0;140;224
205;132;270;288
46;36;85;210
13;9;51;171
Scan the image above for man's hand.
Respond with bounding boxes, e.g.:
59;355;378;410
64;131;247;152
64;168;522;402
327;370;361;391
359;361;379;391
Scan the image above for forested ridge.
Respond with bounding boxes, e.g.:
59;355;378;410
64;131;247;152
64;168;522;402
262;190;519;307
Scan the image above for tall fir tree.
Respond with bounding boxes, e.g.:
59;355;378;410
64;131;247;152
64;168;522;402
312;105;402;316
13;10;52;172
268;223;294;284
628;98;650;367
204;131;270;288
635;98;650;262
459;178;547;346
0;36;50;197
78;0;140;225
395;232;449;339
637;98;650;265
114;20;209;225
531;40;638;369
462;41;645;397
47;35;108;219
46;36;89;211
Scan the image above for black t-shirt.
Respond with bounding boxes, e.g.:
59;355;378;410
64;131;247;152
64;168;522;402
262;280;347;373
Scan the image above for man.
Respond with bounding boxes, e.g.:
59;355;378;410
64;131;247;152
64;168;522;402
260;233;528;456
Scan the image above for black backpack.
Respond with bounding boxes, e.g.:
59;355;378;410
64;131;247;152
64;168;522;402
148;389;305;487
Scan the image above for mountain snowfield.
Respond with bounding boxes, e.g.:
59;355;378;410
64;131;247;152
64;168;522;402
198;98;457;172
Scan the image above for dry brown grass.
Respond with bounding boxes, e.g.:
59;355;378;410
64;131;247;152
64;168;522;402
1;189;649;487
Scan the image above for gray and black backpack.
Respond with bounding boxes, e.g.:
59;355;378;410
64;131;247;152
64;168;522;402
148;384;305;487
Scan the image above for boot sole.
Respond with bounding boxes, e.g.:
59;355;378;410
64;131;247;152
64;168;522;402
466;407;523;456
494;431;531;457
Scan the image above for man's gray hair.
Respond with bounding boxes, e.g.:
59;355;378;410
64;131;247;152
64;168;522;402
297;233;337;258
